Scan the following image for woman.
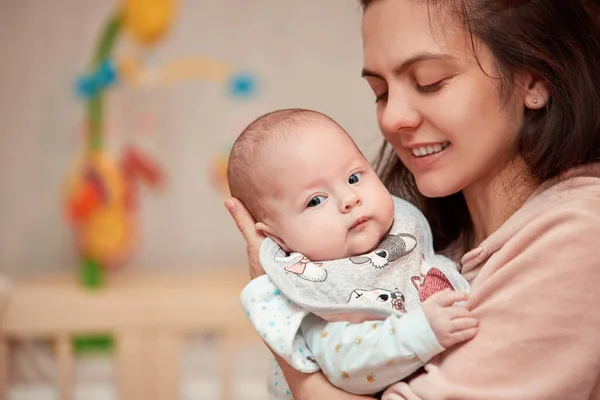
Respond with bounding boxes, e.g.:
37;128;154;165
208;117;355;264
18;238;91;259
226;0;600;398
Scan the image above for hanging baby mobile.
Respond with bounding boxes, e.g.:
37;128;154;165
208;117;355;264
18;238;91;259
64;0;259;289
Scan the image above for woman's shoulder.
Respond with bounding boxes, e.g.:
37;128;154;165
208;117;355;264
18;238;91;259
521;164;600;227
428;172;600;400
465;185;600;291
461;165;600;277
498;163;600;238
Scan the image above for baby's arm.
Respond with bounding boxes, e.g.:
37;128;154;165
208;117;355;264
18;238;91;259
241;276;477;395
301;290;477;395
241;275;321;372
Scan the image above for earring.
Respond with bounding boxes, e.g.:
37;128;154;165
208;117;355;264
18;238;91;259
532;98;539;104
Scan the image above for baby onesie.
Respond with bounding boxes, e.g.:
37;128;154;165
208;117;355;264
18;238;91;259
243;196;469;398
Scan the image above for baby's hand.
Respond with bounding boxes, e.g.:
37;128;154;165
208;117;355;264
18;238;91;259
421;289;478;349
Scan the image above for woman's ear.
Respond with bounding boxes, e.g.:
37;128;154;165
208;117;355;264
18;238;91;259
255;222;291;252
522;73;550;109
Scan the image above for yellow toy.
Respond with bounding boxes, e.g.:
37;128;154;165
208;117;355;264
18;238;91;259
123;0;176;45
65;0;258;288
209;150;231;198
65;0;174;288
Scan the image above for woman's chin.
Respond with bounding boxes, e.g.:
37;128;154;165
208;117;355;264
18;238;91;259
416;180;462;199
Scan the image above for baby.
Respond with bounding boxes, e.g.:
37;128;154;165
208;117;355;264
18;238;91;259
228;109;475;399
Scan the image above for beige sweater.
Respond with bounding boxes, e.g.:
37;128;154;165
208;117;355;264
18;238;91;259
394;165;600;400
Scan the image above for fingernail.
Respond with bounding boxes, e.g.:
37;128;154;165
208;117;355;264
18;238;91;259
224;199;235;213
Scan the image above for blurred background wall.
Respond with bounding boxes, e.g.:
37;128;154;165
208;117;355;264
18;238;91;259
0;0;381;275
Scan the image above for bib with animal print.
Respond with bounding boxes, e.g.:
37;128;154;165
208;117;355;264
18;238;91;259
259;196;469;319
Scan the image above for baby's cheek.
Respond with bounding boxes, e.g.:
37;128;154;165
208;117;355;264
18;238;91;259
376;197;395;233
302;226;347;260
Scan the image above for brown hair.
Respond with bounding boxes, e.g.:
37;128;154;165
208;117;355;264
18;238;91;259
362;0;600;252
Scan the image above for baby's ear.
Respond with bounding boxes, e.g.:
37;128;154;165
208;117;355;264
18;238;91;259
255;222;291;252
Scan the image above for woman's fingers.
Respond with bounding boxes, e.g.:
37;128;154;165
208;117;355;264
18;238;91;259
225;197;266;279
224;198;263;243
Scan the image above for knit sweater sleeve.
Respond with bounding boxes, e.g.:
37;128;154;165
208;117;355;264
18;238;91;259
395;197;600;400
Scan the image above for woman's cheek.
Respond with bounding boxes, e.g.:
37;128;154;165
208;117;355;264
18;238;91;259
392;145;411;165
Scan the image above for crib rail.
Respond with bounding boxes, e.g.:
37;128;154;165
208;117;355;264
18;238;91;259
0;270;257;400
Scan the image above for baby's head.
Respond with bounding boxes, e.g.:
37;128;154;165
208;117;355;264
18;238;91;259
227;108;394;261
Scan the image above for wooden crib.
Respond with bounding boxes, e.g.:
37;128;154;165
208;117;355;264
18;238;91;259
0;269;260;400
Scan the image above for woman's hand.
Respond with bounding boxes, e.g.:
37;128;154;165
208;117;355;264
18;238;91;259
224;197;266;279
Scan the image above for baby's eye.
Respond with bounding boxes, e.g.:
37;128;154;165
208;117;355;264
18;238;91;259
349;173;363;184
307;195;326;208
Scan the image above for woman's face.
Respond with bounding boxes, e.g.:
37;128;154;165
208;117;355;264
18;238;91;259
362;0;527;198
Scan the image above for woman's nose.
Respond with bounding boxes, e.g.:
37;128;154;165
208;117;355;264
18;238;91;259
379;93;422;136
340;192;362;213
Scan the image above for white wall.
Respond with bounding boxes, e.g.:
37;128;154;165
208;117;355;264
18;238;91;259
0;0;383;274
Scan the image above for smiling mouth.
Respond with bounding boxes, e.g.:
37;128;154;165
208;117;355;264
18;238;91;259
350;217;370;230
411;142;450;157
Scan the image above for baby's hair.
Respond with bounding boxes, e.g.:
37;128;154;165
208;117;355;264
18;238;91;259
227;108;340;221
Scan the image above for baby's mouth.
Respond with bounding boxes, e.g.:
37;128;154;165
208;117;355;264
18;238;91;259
350;216;370;230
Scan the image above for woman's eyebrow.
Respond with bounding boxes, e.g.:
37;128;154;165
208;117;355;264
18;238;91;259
361;52;454;79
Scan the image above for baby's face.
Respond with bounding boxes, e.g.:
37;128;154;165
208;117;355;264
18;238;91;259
259;122;394;261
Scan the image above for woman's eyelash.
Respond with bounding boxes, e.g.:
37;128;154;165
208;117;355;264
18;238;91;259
375;80;445;102
416;80;446;93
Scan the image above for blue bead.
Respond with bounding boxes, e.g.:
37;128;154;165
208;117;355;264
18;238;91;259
228;72;257;98
96;60;117;87
75;76;96;98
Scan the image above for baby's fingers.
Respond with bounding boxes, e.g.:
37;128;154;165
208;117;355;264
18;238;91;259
450;305;472;319
430;289;469;307
449;327;478;345
451;317;479;333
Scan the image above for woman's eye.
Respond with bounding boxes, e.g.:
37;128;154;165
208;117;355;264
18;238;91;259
416;80;445;94
307;195;326;208
349;173;363;184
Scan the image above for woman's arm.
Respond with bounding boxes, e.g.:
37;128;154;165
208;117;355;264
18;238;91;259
273;352;377;400
398;201;600;399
